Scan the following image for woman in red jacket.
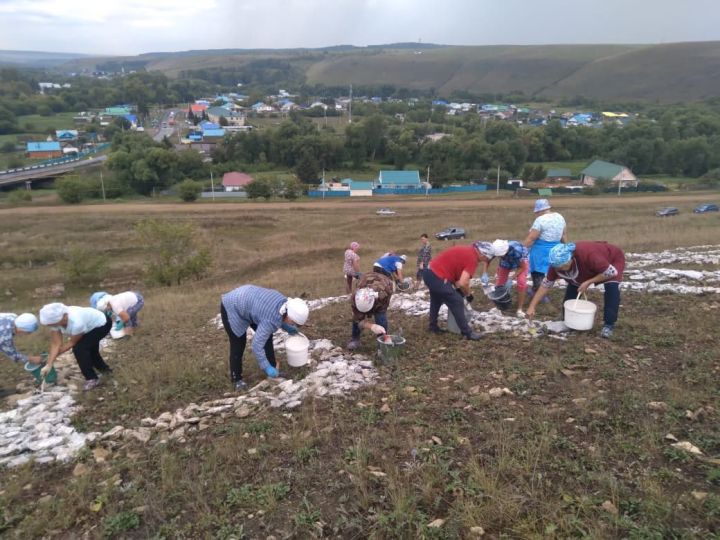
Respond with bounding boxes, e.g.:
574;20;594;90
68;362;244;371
526;242;625;339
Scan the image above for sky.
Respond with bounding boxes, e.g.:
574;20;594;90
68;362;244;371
0;0;718;56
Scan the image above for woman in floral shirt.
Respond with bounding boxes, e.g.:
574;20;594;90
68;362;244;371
343;241;361;294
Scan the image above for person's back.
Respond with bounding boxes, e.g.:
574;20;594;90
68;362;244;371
429;245;478;282
532;212;566;242
222;285;285;326
375;254;404;275
66;306;106;335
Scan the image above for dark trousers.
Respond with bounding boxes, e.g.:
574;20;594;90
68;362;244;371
220;303;276;382
73;315;112;381
564;282;621;327
423;269;472;336
531;271;545;291
352;311;388;339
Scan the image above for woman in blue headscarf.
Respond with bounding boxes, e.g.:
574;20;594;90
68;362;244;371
523;199;567;296
527;241;625;339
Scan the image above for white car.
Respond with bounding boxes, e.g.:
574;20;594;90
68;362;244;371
376;208;396;216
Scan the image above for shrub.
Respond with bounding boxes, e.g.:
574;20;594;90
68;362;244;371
135;219;212;286
7;189;32;204
177;179;202;202
56;177;86;204
60;247;108;286
246;178;272;200
1;141;16;153
103;510;140;538
283;178;303;200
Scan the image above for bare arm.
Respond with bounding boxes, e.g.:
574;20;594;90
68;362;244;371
523;229;540;248
526;284;551;319
455;270;472;296
561;226;568;244
117;311;130;324
46;331;63;367
59;333;83;355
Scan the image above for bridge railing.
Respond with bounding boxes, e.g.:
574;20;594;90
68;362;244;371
0;143;111;176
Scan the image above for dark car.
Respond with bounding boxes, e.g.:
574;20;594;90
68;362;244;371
693;203;719;214
655;207;679;217
435;227;466;240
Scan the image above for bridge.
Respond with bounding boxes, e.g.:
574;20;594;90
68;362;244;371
0;155;108;188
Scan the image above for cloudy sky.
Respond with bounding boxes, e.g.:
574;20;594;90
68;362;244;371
0;0;717;56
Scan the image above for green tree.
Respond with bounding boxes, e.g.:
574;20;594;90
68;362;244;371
295;151;320;183
56;177;86;204
177;179;202;202
245;178;272;200
531;165;547;183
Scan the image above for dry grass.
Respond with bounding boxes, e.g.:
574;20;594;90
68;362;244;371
0;195;719;538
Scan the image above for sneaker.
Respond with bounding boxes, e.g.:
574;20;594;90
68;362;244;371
346;339;360;350
516;310;526;318
463;331;483;341
600;325;614;339
233;379;248;392
83;378;100;391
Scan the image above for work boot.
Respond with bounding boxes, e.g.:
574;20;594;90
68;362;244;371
233;379;248;392
346;339;360;351
600;325;614;339
463;331;482;341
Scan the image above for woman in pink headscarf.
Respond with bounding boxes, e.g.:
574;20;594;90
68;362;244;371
343;241;361;294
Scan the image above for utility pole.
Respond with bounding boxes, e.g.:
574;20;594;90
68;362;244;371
100;170;106;201
496;165;500;196
210;170;215;201
426;166;430;197
348;85;353;124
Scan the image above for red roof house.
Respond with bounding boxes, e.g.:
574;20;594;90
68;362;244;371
222;172;254;192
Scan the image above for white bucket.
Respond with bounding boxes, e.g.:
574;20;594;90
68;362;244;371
285;334;310;367
447;306;474;334
563;294;597;331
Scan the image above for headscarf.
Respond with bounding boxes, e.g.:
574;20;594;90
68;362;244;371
90;291;109;309
39;303;68;325
350;241;360;250
96;295;113;312
14;313;38;333
549;243;576;267
473;241;494;259
491;239;509;257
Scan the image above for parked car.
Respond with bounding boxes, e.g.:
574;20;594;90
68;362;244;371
655;207;679;217
435;227;466;240
376;208;396;216
693;203;719;214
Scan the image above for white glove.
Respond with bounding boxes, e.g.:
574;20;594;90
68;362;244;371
516;310;526;318
369;324;386;335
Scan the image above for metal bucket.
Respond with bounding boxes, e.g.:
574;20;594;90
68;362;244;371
487;284;512;311
376;335;406;365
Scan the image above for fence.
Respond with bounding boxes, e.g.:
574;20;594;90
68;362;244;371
200;191;248;199
308;185;488;197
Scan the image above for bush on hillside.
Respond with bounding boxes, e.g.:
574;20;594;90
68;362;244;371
60;247;108;286
135;219;212;286
7;189;32;204
177;179;202;202
56;177;86;204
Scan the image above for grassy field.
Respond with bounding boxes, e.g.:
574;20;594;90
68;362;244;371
0;194;719;538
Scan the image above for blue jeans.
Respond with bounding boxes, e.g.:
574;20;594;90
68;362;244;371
564;282;621;327
423;269;472;336
352;311;388;339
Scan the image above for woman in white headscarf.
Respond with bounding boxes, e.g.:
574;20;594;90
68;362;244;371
0;313;42;366
39;302;112;391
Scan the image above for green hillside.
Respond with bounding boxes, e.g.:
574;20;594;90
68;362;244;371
51;41;720;102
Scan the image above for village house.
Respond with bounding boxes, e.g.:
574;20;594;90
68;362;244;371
26;141;62;159
544;168;573;185
222;172;254;192
377;170;422;190
206;107;245;126
580;160;638;188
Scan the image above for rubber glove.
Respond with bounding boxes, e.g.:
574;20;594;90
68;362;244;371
114;320;124;331
40;364;52;378
481;273;490;286
369;324;386;335
281;322;298;335
465;294;474;304
265;365;279;378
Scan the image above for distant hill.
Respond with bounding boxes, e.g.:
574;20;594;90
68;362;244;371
11;42;720;102
0;50;91;69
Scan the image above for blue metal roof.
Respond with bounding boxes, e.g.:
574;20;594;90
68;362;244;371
348;180;374;190
379;170;421;186
202;129;225;137
26;141;61;152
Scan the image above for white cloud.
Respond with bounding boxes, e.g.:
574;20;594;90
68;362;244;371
0;0;717;55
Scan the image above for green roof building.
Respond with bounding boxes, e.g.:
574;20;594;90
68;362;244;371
581;160;638;187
